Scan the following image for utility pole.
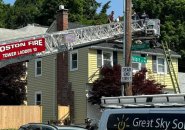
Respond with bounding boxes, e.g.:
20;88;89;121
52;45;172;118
124;0;132;96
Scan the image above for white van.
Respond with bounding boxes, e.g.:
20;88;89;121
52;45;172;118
98;108;185;130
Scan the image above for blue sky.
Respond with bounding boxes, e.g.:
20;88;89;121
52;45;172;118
3;0;123;20
96;0;123;19
3;0;15;5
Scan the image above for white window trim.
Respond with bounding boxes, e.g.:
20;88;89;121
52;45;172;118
70;50;78;71
157;56;167;74
35;58;42;77
35;91;42;105
102;50;113;66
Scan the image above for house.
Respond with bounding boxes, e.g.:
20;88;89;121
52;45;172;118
133;48;180;92
27;40;181;124
86;41;181;122
26;7;181;124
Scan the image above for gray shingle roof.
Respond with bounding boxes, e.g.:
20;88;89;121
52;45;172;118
46;20;87;33
0;24;48;42
0;21;87;42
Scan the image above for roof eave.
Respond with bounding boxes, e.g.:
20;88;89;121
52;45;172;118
89;46;181;58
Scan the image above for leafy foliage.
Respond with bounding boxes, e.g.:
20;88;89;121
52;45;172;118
89;65;166;104
88;65;122;104
0;63;27;105
133;0;185;72
4;0;111;27
0;0;11;28
132;0;185;61
132;68;166;95
37;0;63;26
4;0;44;28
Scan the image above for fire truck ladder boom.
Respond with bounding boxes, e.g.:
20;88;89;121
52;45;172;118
0;19;160;68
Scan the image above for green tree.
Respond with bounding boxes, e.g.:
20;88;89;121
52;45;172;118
4;0;111;27
83;0;101;20
0;62;27;105
5;0;44;28
133;0;185;57
38;0;109;26
0;0;11;28
37;0;63;26
94;1;111;25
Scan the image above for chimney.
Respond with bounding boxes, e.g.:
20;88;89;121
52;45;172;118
56;5;68;31
56;5;74;121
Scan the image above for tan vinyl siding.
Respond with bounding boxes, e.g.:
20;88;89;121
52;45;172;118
69;48;88;124
27;54;57;123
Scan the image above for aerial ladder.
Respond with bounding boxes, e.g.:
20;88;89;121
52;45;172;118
0;19;160;68
162;41;181;93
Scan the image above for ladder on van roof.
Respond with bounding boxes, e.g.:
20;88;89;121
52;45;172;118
162;41;180;93
101;93;185;108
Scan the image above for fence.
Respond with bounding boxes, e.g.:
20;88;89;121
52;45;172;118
0;105;42;129
58;106;70;124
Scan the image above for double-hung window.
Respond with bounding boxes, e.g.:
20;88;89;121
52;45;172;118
157;57;165;74
97;50;116;67
103;51;113;67
35;59;42;77
70;50;78;71
152;56;166;74
35;91;42;105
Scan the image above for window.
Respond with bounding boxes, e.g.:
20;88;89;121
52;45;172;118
157;57;165;73
103;51;113;67
70;50;78;71
97;50;114;67
35;91;42;105
35;59;42;77
152;56;166;74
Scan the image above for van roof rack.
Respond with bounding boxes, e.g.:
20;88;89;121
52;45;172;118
101;93;185;108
